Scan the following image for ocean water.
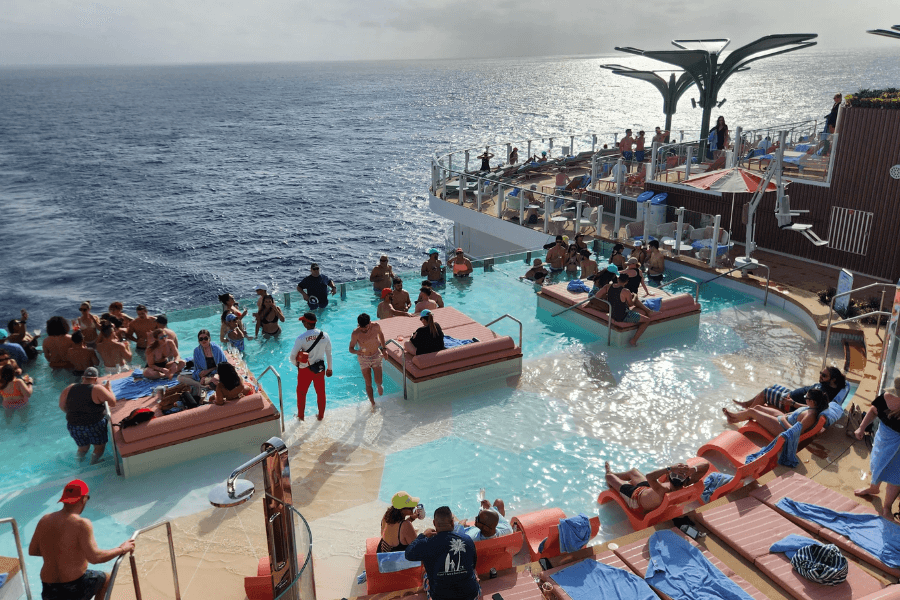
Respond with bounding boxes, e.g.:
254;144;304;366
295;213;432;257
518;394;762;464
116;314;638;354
2;49;900;323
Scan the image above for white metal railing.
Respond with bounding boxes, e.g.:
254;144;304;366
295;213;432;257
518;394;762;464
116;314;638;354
662;276;701;303
105;521;181;600
551;298;613;346
258;365;285;432
0;518;32;599
822;283;897;369
484;314;523;351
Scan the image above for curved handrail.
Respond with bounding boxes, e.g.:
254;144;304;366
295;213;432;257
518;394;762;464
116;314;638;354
549;296;612;345
273;505;316;600
384;339;407;400
258;365;285;433
484;314;523;351
661;276;700;303
822;281;897;369
105;521;181;600
0;518;32;599
104;401;123;477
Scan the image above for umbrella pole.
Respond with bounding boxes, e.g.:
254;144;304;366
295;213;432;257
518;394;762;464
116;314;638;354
728;192;736;238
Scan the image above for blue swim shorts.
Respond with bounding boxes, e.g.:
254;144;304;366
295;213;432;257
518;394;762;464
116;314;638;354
42;569;106;600
764;385;792;407
67;418;109;447
623;309;642;323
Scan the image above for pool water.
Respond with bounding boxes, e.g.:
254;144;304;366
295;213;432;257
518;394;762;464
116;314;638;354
0;252;839;589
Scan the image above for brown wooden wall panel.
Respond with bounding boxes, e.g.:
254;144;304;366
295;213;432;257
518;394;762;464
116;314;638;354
647;107;900;281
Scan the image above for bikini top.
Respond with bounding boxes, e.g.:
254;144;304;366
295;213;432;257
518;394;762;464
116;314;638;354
260;309;279;325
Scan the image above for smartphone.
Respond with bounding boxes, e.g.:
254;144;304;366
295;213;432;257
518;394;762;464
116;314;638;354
680;524;700;539
492;594;504;600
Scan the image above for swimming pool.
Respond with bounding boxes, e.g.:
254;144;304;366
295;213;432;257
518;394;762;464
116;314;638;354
0;248;838;591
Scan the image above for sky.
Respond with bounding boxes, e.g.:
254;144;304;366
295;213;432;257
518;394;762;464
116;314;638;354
2;0;898;66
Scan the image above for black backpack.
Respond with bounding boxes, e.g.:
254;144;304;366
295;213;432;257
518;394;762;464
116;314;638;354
117;408;154;429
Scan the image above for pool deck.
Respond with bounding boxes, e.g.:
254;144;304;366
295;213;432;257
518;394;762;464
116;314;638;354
107;247;893;600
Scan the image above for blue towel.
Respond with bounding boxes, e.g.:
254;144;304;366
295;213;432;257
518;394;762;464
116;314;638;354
551;560;656;600
702;472;734;503
567;280;592;294
794;144;811;152
691;240;729;255
744;422;802;468
822;400;845;427
377;551;421;573
769;534;819;560
642;297;661;312
0;573;6;588
558;513;591;553
776;497;900;568
645;530;753;600
442;335;475;349
110;374;181;400
356;572;367;584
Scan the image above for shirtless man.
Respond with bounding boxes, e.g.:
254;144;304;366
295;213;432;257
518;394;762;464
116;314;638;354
29;479;135;600
107;302;133;327
418;281;444;308
451;249;473;278
152;315;179;348
580;249;598;280
545;235;566;272
125;305;156;351
378;289;414;320
619;129;635;166
420;249;444;284
634;131;647;163
605;459;710;512
143;330;184;380
67;331;99;376
522;259;549;284
349;313;389;409
652;127;669;145
646;240;665;284
95;324;132;374
389;278;412;313
370;255;395;292
414;288;439;313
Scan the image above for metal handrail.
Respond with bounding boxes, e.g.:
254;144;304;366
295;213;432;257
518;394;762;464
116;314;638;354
105;520;181;600
699;262;772;305
385;339;407;400
485;314;523;351
258;366;285;432
822;282;898;369
822;311;891;370
273;506;316;600
105;401;123;476
550;297;613;346
0;518;32;599
661;276;700;303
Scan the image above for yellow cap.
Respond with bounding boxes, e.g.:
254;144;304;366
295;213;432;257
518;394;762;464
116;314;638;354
391;491;419;510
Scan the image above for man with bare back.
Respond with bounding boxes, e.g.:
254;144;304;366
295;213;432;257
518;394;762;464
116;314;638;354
29;479;135;600
349;313;389;410
95;324;132;374
124;305;156;351
378;289;415;320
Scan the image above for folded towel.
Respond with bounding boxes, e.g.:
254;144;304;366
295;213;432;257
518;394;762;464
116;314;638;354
701;472;734;503
377;551;421;573
0;573;7;588
642;297;662;312
567;280;592;294
744;422;802;468
769;534;819;559
558;513;592;553
110;375;181;401
356;572;367;584
442;335;476;349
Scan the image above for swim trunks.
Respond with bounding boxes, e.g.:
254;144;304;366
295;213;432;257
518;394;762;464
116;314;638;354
622;151;634;161
619;481;651;510
623;309;642;323
42;570;107;600
357;352;383;370
648;274;663;283
635;150;645;162
229;338;245;353
67;417;109;447
764;385;793;410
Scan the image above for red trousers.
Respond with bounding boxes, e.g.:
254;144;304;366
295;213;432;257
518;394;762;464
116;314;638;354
296;367;326;419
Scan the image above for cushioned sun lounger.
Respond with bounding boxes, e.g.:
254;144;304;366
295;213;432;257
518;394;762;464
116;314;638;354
479;570;545;600
703;435;786;503
694;497;887;600
750;472;900;578
738;414;827;444
699;416;824;469
363;536;423;594
598;457;717;531
613;528;768;600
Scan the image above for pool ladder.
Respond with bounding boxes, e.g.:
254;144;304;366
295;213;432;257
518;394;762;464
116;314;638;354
0;518;32;599
104;520;181;600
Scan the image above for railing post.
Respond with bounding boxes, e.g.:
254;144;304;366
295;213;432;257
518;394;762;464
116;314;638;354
685;146;693;179
448;153;452;176
458;173;466;205
614;158;623;239
570;135;575;155
496;184;504;218
596;204;604;239
431;161;437;193
506;143;511;164
732;126;742;167
648;141;659;180
519;188;525;224
464;150;470;173
709;214;722;267
543;196;550;234
679;130;684;142
339;284;346;301
675;207;685;255
476;178;483;211
592;134;597;152
591;156;598;190
549;138;554;153
642;195;651;245
527;140;531;161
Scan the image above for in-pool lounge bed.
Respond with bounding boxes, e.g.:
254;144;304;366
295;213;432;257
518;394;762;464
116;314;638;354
379;306;523;400
106;368;282;477
536;282;701;346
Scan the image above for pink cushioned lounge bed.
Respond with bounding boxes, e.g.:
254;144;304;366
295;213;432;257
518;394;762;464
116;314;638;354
378;306;522;400
536;282;700;346
106;370;281;477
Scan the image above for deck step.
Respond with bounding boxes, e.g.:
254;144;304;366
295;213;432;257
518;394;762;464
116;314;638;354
843;339;867;374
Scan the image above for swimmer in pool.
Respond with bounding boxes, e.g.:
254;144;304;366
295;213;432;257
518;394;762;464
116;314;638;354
451;249;473;278
349;313;388;409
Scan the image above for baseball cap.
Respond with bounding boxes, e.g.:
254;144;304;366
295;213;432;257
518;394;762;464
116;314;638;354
254;283;268;291
59;479;89;504
83;366;99;378
380;288;392;299
455;248;463;254
420;309;432;318
627;257;639;264
428;248;439;256
606;264;619;274
0;328;7;340
225;313;238;322
392;491;419;509
299;312;317;324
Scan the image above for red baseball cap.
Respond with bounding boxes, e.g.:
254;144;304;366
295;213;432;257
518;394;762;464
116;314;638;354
381;288;392;299
59;479;89;504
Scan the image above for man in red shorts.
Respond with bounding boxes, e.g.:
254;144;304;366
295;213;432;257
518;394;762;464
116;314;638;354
289;312;333;420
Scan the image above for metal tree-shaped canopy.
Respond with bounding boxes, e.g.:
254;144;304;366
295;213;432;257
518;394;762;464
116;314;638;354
613;34;817;148
600;65;696;133
868;25;900;40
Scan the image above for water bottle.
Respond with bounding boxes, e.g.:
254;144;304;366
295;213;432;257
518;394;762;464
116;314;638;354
477;488;486;503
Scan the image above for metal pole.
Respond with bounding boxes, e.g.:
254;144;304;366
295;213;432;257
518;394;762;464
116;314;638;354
709;214;721;267
679;130;684;142
570;135;575;155
592;134;597;152
733;126;742;167
613;158;623;239
675;207;685;255
648;141;659;180
543;196;550;234
465;150;470;172
497;184;504;218
476;177;483;211
642;196;651;245
591;156;598;190
519;188;525;224
458;173;465;205
685;146;693;179
527;140;531;161
596;204;604;239
506;143;511;164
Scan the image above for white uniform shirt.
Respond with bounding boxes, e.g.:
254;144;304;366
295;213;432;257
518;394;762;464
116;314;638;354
289;328;333;369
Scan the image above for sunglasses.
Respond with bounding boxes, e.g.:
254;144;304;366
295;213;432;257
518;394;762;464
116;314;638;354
198;337;210;341
312;268;320;271
80;307;89;312
380;259;388;262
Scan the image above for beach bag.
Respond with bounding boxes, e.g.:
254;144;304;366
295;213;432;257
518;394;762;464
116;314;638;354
117;408;154;429
791;543;848;585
